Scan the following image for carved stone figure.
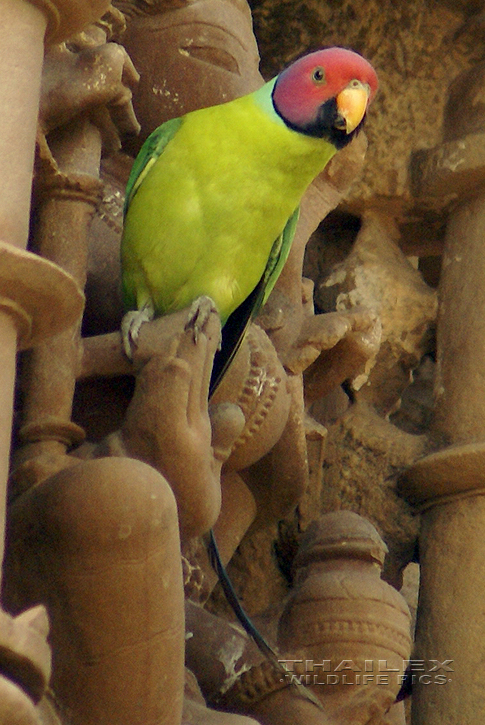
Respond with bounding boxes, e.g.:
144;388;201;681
3;1;485;724
2;3;389;724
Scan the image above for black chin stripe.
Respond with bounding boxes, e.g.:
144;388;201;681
272;94;364;149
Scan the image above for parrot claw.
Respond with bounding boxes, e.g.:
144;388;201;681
185;295;218;344
121;304;155;359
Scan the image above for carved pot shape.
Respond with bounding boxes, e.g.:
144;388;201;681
277;511;411;724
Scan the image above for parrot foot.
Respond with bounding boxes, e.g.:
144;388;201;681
121;304;155;359
185;295;219;344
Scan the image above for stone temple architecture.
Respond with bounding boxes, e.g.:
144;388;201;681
0;0;484;723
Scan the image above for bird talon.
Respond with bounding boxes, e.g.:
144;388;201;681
185;295;218;343
121;304;155;359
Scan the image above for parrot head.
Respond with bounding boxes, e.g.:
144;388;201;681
272;47;378;148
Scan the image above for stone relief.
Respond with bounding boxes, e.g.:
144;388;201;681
0;1;483;724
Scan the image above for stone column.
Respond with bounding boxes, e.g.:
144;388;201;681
14;117;104;494
0;0;111;719
401;61;485;724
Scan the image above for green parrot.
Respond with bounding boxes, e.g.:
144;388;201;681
121;46;378;392
121;47;377;709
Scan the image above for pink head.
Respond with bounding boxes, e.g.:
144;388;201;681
272;47;378;146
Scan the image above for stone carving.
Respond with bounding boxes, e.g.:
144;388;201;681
277;511;411;725
400;57;485;724
3;0;483;724
75;0;383;619
0;0;100;720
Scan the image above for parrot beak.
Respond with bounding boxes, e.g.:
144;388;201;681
335;81;370;134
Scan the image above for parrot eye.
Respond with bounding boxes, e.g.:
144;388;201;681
312;66;326;84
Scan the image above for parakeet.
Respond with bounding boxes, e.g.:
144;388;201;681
121;47;377;710
121;47;378;391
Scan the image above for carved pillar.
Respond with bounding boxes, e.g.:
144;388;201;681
0;0;45;247
13;120;104;494
0;0;113;720
0;0;109;576
12;6;140;494
401;61;485;723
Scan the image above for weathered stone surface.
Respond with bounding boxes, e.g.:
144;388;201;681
10;0;485;723
320;403;423;586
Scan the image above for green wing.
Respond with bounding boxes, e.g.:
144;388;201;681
123;116;184;215
209;206;300;396
260;205;300;308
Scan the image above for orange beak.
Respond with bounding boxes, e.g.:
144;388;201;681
336;81;370;134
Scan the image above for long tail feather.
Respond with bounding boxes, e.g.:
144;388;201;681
207;529;325;712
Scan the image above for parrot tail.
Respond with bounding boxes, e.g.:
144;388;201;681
207;529;325;712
